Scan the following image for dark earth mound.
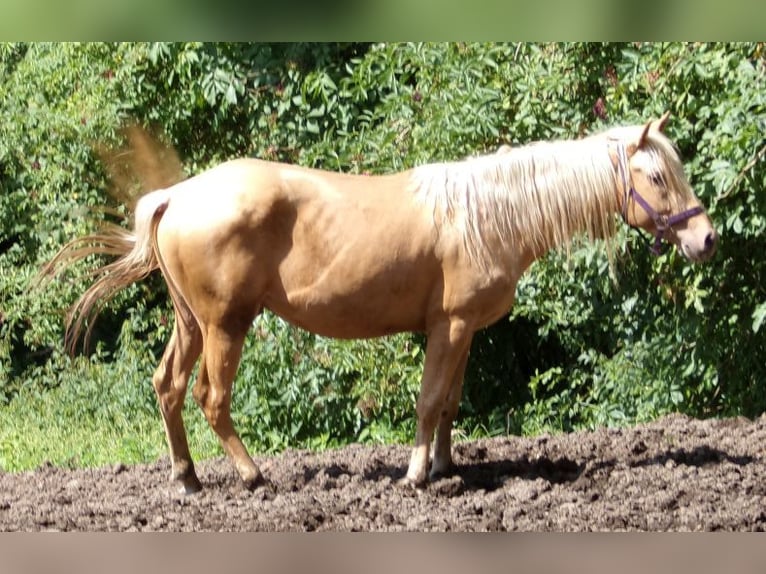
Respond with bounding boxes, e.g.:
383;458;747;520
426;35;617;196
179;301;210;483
2;413;766;531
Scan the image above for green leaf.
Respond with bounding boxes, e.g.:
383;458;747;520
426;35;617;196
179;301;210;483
225;84;237;105
753;302;766;333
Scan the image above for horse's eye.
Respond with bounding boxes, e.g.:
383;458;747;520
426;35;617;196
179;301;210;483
649;173;665;187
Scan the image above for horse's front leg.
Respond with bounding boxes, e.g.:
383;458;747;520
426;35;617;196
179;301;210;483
403;319;473;487
431;345;471;478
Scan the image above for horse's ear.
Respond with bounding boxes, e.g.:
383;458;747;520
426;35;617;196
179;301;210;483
627;120;652;156
652;110;671;132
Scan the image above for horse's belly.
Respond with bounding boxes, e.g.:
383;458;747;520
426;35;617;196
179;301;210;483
266;272;434;339
272;304;426;339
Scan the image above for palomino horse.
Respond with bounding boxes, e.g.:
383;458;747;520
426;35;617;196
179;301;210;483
46;112;717;493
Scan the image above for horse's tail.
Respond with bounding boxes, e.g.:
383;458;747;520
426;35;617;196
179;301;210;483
40;188;172;353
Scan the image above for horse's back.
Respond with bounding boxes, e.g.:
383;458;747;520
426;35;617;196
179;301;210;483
153;158;446;337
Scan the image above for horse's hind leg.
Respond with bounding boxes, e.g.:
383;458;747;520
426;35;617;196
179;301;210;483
192;320;264;490
152;312;203;494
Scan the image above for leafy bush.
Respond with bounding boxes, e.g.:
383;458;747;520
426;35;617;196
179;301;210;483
1;43;764;471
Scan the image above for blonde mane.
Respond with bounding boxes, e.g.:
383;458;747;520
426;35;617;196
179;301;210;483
411;134;621;268
410;128;690;269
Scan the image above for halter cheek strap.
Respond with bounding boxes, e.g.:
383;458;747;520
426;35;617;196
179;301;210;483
614;143;704;256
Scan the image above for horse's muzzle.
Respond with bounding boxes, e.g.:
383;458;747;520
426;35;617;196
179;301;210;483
681;228;718;262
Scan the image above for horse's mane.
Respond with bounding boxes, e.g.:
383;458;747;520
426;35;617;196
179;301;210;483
410;127;688;269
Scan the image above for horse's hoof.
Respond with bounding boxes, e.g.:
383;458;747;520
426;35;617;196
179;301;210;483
242;472;270;492
176;478;203;495
172;464;203;495
398;475;428;490
429;464;455;481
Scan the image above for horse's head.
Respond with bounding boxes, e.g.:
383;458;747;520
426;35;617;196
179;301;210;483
615;112;717;262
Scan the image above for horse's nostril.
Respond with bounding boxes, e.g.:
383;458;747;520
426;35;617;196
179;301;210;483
704;231;717;251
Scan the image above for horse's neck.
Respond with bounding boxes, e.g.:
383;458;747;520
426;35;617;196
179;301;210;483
411;137;620;271
480;137;620;263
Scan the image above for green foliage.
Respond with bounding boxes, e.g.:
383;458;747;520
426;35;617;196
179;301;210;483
1;43;764;472
233;313;423;452
0;340;220;471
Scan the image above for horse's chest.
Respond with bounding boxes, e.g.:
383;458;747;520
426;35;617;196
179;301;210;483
442;270;517;329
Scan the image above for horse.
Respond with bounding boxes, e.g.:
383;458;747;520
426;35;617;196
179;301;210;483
44;111;717;493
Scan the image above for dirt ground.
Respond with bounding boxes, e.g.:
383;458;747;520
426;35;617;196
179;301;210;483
2;413;766;531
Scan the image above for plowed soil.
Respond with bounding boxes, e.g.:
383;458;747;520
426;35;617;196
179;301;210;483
2;413;766;531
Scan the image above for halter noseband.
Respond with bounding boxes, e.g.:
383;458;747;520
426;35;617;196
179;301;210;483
614;143;704;256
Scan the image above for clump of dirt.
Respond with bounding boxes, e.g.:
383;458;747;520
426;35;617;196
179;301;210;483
2;413;766;531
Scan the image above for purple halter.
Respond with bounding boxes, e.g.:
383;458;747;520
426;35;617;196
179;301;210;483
614;143;704;256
